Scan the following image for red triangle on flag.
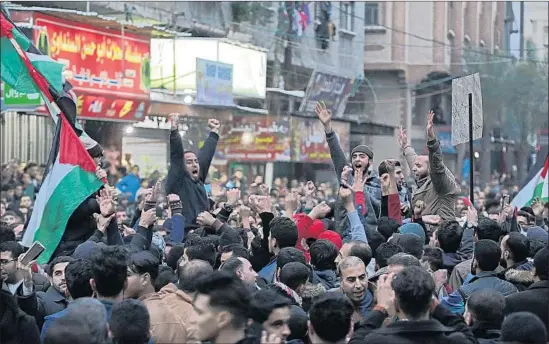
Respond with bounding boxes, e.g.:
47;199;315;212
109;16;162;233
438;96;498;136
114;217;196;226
540;155;549;179
58;115;97;173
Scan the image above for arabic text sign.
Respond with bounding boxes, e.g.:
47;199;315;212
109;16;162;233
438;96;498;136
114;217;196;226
33;13;151;99
195;58;234;106
299;71;354;118
3;84;42;106
451;73;483;146
75;94;148;121
291;118;350;163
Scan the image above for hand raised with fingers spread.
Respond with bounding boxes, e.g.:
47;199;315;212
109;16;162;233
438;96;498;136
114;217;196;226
426;110;436;139
315;101;332;131
226;188;241;207
97;188;115;217
352;168;365;193
398;126;409;150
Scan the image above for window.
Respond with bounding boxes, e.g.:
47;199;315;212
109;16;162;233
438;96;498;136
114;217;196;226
364;2;379;26
340;2;354;31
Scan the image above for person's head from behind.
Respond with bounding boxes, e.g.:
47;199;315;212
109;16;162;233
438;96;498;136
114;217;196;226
279;262;309;295
376;217;400;242
90;246;127;299
220;244;248;265
44;297;109;344
463;289;505;329
533;247;548;282
219;230;243;251
421;246;444;272
154;265;177;292
375;241;403;270
391;233;424;260
500;312;548;344
338;240;372;267
436;221;463;254
391;266;435;320
276;247;306;279
0;241;25;284
338;256;368;305
268;217;298;255
0;223;16;243
500;232;529;268
387;253;421;275
180;243;217;268
178;259;214;294
65;259;93;300
46;256;75;296
193;271;250;342
472;240;501;274
308;292;354;344
220;256;257;286
475;217;502;242
310;239;338;271
412;155;429;180
125;251;160;299
287;305;308;342
249;289;292;340
109;299;151;344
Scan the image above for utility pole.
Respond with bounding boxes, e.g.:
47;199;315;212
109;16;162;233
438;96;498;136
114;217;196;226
519;1;525;60
283;1;294;89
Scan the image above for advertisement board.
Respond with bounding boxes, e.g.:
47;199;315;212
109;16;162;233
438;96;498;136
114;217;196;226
151;38;266;99
216;116;292;161
291;118;350;163
299;71;354;118
3;84;42;107
33;13;151;121
195;58;234;106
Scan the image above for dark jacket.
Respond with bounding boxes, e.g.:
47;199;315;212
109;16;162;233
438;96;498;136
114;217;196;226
497;260;534;291
311;268;340;290
0;289;41;344
458;271;518;301
349;304;477;344
16;285;68;329
471;324;501;344
505;280;549;332
165;129;218;228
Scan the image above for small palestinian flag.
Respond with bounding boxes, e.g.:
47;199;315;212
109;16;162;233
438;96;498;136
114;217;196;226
511;154;549;209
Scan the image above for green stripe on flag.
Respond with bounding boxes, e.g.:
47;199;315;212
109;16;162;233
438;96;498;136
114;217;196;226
33;166;102;264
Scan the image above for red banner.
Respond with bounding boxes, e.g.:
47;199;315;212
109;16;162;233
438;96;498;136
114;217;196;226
217;116;293;162
32;13;151;121
291;118;350;163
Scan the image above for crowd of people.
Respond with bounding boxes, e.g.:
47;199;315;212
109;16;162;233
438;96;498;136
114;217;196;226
1;104;548;344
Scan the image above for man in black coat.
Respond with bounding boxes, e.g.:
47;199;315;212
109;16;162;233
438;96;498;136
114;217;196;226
165;113;220;229
505;247;549;332
349;266;477;344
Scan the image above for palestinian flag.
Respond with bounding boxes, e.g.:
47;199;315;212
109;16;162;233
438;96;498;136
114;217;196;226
21;114;103;263
511;154;549;209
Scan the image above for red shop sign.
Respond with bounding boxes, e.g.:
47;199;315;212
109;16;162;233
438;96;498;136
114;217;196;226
76;94;149;122
33;13;151;102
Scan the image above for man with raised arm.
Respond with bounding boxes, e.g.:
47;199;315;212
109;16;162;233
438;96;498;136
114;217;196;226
315;101;381;230
165;113;220;228
398;111;460;221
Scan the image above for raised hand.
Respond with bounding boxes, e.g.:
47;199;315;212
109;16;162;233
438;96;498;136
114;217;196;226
139;208;157;228
226;188;241;207
97;213;115;233
96;188;115;217
208;118;221;134
315;101;332;131
305;181;316;198
341;165;353;188
96;167;107;181
309;202;331;220
196;211;216;227
249;195;272;214
169;112;181;130
531;197;544;217
426;110;435;139
352;168;365;193
339;186;353;207
398;126;409;150
466;205;478;227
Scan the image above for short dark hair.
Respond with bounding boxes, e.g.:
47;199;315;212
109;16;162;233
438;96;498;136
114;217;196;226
309;292;354;343
249;289;292;324
65;259;94;299
90;246;128;298
533;248;549;280
178;259;214;293
109;299;151;344
391;266;435;319
437;221;463;253
166;243;185;270
476;217;502;242
347;241;373;267
219;256;244;276
47;256;75;277
221;244;249;260
375;241;403;268
0;224;15;243
387;253;421;268
466;289;505;328
128;251;160;281
378;159;401;176
366;228;386;255
269;217;298;249
185;244;217;267
43;317;97;344
377;217;400;241
528;239;546;259
391;233;424;260
219;230;243;248
277;247;306;270
421;246;444;272
310;239;338;271
0;241;25;259
504;232;530;263
287;305;308;341
195;271;250;327
500;312;548;344
154;265;177;292
279;262;309;291
474;240;501;272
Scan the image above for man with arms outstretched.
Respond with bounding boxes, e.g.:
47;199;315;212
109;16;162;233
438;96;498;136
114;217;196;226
165;113;220;229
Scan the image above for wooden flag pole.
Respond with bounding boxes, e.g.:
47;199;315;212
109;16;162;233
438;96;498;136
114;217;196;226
468;93;475;205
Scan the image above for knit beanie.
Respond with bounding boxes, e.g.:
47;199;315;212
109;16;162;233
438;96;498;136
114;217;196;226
351;145;374;159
